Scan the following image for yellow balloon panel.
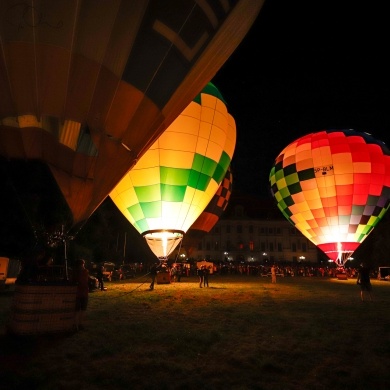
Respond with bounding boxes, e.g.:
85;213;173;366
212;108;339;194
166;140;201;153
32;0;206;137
159;150;195;170
129;166;160;187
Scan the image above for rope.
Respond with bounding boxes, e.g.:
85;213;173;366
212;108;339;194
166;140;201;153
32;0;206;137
90;272;152;300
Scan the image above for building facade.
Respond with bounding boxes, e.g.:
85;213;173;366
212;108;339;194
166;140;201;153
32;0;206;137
179;196;319;265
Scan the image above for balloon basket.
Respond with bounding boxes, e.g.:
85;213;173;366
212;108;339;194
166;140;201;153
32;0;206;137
157;271;171;284
7;284;77;335
336;273;348;280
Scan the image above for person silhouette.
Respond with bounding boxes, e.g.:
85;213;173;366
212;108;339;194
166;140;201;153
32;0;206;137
356;263;373;301
203;266;210;287
271;264;277;284
96;264;105;291
198;266;205;288
150;262;160;290
72;259;89;331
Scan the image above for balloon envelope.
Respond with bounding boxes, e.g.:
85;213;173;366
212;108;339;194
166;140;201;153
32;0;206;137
269;129;390;266
110;83;236;259
181;165;233;256
190;165;233;233
0;0;263;231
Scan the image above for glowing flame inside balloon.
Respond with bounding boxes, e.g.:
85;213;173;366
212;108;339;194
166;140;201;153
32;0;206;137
269;129;390;266
110;83;236;259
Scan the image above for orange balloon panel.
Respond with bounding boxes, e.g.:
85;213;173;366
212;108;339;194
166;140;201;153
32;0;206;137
270;129;390;265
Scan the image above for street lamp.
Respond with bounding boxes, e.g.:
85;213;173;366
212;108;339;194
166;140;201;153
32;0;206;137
262;252;268;264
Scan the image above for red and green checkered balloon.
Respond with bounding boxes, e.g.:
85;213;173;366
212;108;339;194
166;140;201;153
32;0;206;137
269;129;390;266
110;83;236;259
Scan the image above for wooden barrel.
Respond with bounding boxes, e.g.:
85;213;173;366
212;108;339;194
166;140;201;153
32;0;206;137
8;283;77;335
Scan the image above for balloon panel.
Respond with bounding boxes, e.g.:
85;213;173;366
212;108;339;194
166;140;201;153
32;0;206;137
270;129;390;263
0;0;262;229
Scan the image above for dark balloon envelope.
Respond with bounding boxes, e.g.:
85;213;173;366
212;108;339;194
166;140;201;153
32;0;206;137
0;0;264;254
269;129;390;266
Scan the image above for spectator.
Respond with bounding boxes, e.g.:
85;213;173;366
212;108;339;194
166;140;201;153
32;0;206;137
356;263;373;301
271;264;277;284
149;262;160;290
203;266;211;287
170;265;177;282
176;265;182;282
198;266;205;288
72;259;89;331
96;264;105;291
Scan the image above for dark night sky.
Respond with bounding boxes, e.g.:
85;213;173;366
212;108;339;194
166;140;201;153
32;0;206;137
211;0;390;199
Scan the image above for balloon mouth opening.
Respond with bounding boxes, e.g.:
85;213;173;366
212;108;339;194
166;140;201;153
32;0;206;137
317;242;359;267
142;229;185;239
142;230;184;259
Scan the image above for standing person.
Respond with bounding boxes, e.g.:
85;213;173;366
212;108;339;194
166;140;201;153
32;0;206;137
72;259;89;331
271;264;277;284
176;264;182;282
356;263;373;301
198;265;205;288
96;264;105;291
203;266;210;287
149;262;159;290
170;264;177;283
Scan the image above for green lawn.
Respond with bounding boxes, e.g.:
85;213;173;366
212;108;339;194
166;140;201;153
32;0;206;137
1;274;390;390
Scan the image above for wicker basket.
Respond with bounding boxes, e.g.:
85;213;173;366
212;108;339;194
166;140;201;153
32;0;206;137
8;283;78;335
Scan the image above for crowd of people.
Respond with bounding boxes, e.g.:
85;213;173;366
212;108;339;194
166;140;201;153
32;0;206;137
66;259;377;332
208;262;378;280
135;261;381;283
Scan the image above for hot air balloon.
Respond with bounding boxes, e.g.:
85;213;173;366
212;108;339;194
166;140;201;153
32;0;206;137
0;0;263;257
269;129;390;266
180;165;233;257
110;83;236;260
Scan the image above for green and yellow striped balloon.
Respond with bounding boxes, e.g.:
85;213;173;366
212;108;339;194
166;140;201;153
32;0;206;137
110;83;236;259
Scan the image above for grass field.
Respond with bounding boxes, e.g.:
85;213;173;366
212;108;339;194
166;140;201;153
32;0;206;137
1;274;390;390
